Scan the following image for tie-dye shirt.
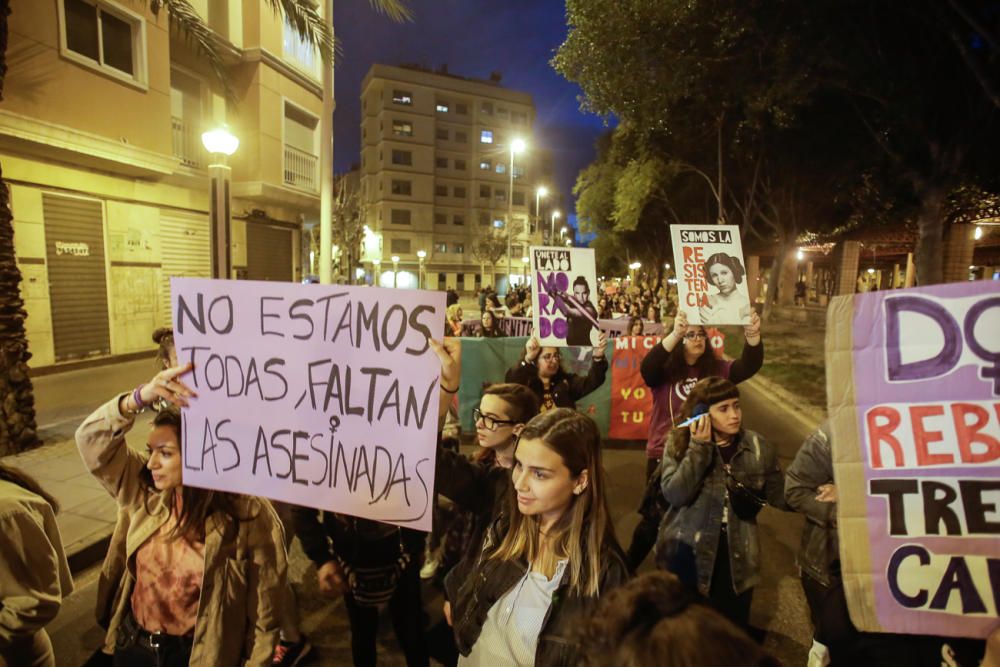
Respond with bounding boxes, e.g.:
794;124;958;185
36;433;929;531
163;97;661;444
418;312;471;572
131;519;205;636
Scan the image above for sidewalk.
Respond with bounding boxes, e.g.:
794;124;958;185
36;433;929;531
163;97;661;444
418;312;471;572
4;357;154;572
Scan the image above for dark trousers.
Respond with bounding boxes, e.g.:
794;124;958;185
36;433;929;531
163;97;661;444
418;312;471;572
343;563;429;667
625;457;662;570
708;529;753;631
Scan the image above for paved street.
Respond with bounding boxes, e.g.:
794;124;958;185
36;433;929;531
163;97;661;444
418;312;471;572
40;364;818;666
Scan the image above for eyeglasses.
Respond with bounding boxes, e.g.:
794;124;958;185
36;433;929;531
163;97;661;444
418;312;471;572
540;352;561;362
683;331;707;340
473;408;518;431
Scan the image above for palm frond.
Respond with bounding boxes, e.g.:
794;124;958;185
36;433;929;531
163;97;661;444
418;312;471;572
366;0;413;23
262;0;337;65
161;0;233;101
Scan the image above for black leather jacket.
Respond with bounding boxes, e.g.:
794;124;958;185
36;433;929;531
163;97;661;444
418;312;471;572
436;444;629;667
504;356;608;409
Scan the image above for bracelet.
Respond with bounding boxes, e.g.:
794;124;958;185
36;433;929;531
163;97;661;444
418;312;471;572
440;383;459;394
133;384;148;410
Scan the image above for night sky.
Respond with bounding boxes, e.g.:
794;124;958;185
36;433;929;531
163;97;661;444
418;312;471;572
333;0;615;233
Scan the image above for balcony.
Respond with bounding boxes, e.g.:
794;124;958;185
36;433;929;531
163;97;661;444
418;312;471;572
171;116;203;169
284;144;318;192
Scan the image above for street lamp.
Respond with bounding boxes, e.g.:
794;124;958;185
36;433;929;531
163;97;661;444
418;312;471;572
417;249;426;289
535;185;548;241
373;258;381;286
507;137;527;292
628;261;641;286
391;255;400;288
551;210;561;245
201;125;239;279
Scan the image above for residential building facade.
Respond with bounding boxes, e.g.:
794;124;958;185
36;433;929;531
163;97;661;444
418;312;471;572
2;0;324;369
359;64;544;293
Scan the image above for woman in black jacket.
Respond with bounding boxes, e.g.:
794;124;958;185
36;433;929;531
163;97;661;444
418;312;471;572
504;332;608;412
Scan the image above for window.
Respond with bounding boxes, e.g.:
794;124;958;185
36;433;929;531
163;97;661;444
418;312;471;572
391;238;411;254
392;120;413;137
481;101;493;115
512;191;525;206
480;130;494;144
391;209;412;225
455;159;467;171
479;159;492;171
436;128;449;140
283;18;317;76
284;102;319;191
497;107;509;119
479;185;490;198
454;243;465;254
512;111;527;125
513;165;525;180
436;102;449;113
435;243;448;253
391;150;412;165
495;189;507;203
435;213;447;225
453;215;465;226
458;274;466;290
391;179;412;196
479;212;489;226
455;102;468;115
392;89;412;105
435;157;448;169
495;163;506;175
455;131;468;143
453;186;466;198
493;217;505;228
61;0;145;84
435;185;448;197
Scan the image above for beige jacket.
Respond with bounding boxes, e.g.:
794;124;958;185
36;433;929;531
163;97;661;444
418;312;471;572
75;397;287;667
0;479;73;653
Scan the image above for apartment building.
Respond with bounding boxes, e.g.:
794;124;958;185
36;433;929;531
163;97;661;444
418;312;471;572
1;0;325;368
359;64;546;293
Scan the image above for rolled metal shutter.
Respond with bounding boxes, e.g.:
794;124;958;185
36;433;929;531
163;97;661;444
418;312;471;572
246;222;293;282
160;211;211;326
42;194;111;362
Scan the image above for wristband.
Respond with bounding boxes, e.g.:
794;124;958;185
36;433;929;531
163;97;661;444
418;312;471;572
440;383;459;394
133;384;148;410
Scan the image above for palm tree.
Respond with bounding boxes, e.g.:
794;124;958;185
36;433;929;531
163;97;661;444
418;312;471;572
0;0;408;454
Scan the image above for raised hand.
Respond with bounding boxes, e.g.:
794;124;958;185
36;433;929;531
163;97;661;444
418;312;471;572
593;330;608;359
142;363;197;408
672;310;690;338
744;310;761;341
524;334;541;362
428;338;462;392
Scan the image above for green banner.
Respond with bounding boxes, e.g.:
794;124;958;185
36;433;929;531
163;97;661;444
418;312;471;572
457;337;613;435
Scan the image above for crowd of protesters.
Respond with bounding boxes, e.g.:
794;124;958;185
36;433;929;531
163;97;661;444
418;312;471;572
3;275;998;667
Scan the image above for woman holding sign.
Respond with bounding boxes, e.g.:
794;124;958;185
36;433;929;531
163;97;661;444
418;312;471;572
625;310;763;570
430;340;630;667
74;365;287;667
505;331;609;412
657;377;789;632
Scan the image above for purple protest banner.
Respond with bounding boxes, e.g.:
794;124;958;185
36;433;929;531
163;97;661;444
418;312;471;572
827;280;1000;638
171;278;445;531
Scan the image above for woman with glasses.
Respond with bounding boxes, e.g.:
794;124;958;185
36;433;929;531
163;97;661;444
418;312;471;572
623;309;763;570
504;331;609;412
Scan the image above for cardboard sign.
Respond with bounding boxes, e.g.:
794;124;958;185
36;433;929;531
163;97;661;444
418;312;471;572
530;246;600;347
171;278;445;531
670;224;752;326
609;336;660;439
827;281;1000;639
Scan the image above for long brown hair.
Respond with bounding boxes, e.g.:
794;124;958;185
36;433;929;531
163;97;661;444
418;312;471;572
489;408;618;597
662;326;722;385
0;463;60;513
143;408;255;541
668;377;740;461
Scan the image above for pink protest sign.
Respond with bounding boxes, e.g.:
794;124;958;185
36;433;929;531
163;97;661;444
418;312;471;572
171;278;445;531
828;280;1000;638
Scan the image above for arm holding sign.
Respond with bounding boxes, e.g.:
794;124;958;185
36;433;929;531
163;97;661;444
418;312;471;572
640;313;687;388
729;312;763;384
567;332;609;401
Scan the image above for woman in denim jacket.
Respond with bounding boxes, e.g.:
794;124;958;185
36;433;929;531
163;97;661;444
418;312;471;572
657;377;789;631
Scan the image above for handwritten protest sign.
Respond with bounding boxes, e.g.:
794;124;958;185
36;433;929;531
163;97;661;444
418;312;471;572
827;280;1000;638
171;278;445;531
530;246;599;348
670;224;752;326
610;336;660;439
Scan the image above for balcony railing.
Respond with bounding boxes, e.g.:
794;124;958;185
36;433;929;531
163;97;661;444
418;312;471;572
284;145;318;192
171;116;202;169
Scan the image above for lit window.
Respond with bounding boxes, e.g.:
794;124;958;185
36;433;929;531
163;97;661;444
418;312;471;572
283;19;317;75
435;242;448;253
392;90;413;105
493;217;505;229
454;243;465;254
392;120;413;137
495;163;506;175
61;0;145;84
480;130;494;144
479;160;492;171
436;103;449;113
